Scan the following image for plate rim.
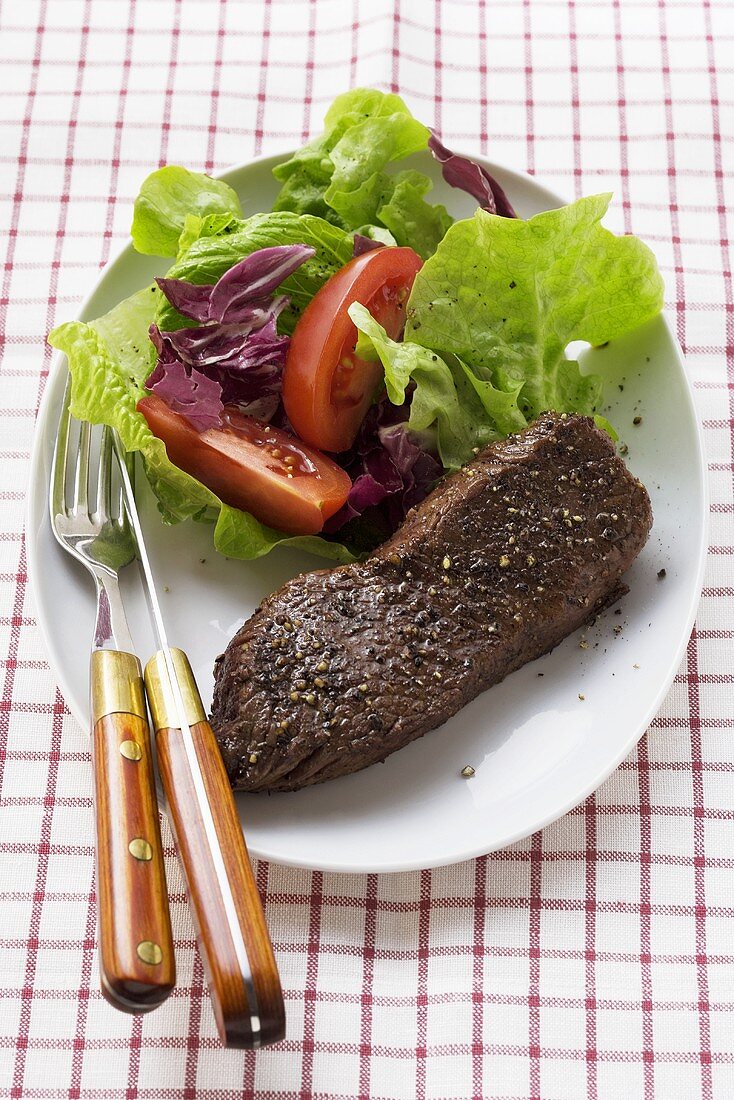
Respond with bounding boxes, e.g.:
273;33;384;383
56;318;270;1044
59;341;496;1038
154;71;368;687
26;149;709;873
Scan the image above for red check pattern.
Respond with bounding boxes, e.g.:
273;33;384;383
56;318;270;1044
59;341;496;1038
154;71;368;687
1;1;733;1096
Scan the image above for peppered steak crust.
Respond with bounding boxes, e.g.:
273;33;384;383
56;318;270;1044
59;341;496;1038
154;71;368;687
211;414;653;792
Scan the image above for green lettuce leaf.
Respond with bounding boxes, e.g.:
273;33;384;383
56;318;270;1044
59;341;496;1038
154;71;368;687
353;225;397;247
323;106;428;226
376;171;453;261
273;89;424;221
406;193;665;420
272;88;452;254
349;303;500;469
350;194;663;463
156;210;355;334
48;290;354;562
460;367;527;437
176;211;241;257
48;288;214;523
592;414;618;441
131;166;243;257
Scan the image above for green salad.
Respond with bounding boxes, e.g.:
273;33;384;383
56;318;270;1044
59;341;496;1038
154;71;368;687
49;88;664;562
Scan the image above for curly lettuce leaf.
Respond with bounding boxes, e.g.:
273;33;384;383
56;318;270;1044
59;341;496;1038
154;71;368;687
131;166;243;258
177;211;240;257
156;211;354;334
376;171;453;261
48;290;354;562
273;89;424;220
406;193;664;421
272;88;452;254
324;114;429;227
349;303;500;469
353;225;397;248
460;368;527;437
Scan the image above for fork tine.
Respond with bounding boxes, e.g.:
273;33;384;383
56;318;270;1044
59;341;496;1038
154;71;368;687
117;476;125;527
50;375;73;519
49;381;138;578
115;444;135;532
117;474;130;533
96;427;113;521
72;418;92;517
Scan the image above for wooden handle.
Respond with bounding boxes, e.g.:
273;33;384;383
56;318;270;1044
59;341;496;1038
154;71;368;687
146;650;285;1048
92;708;175;1012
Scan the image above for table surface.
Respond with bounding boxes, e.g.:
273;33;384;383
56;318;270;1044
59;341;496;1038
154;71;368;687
1;1;733;1097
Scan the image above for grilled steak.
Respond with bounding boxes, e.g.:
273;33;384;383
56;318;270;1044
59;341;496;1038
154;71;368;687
211;413;652;792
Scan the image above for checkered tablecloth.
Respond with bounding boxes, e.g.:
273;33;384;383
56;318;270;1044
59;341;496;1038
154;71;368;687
1;1;733;1097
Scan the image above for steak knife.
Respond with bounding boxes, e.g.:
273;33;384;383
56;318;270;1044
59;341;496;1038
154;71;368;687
112;436;285;1048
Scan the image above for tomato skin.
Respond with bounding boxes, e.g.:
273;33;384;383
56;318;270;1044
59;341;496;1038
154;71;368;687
137;395;351;536
282;246;423;454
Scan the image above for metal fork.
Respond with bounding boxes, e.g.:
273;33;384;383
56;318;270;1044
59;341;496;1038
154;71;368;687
50;377;175;1013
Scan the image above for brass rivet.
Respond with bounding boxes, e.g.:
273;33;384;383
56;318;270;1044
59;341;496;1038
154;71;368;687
137;941;163;966
128;838;153;861
119;740;142;762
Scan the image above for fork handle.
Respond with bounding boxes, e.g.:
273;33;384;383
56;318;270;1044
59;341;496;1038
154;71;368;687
91;650;175;1012
145;648;285;1048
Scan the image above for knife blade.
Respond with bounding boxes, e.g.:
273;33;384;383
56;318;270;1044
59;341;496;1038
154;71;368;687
111;435;285;1049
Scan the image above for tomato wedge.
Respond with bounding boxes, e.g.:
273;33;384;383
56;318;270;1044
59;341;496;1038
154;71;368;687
282;245;423;453
137;395;352;536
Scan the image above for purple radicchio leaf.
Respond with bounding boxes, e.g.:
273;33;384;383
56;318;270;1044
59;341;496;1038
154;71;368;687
147;314;289;429
324;398;443;534
147;358;223;432
154;277;214;323
379;424;442;515
428;131;517;218
148;322;178;365
155;277;289;330
150;314;289;373
221;314;290;371
213;318;290;405
213;292;290;329
155;242;313;325
147;245;312;432
207;244;315;322
151;321;253;368
353;233;384;257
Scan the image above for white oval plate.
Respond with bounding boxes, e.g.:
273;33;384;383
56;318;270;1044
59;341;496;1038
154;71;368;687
27;151;707;873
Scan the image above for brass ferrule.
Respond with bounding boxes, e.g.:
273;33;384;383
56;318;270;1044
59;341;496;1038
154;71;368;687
90;650;146;725
144;648;206;732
